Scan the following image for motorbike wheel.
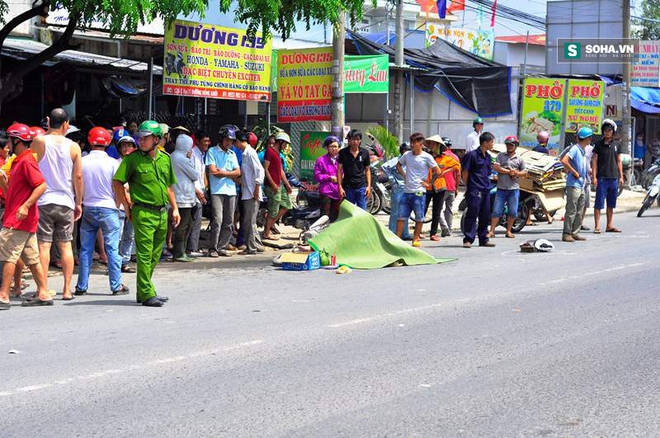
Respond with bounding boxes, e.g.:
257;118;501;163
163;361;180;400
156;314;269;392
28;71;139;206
511;203;529;233
637;193;656;217
382;190;392;214
367;190;382;215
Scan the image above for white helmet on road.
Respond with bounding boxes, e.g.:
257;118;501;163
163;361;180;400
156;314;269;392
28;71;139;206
534;239;554;252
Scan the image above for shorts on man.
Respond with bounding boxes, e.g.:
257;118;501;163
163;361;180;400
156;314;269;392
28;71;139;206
0;228;41;265
37;204;74;242
398;192;426;222
265;184;293;218
594;178;617;210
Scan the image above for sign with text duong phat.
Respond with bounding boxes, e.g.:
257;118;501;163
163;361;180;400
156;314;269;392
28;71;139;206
344;55;389;93
277;47;333;123
163;19;272;101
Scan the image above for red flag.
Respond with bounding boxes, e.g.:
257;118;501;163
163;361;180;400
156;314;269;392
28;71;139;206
491;0;498;27
447;0;465;13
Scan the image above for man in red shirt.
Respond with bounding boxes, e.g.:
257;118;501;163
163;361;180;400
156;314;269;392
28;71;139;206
262;131;293;240
0;124;52;309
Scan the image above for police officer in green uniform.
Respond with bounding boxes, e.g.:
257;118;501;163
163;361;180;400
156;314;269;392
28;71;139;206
113;121;180;307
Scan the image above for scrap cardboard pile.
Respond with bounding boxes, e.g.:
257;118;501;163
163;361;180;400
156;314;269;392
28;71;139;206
491;144;566;212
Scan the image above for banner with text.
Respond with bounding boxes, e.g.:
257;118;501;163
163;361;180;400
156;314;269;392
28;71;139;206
277;47;333;123
344;55;389;93
520;78;565;153
424;25;494;60
299;131;330;180
632;40;660;88
565;80;604;134
163;19;272;101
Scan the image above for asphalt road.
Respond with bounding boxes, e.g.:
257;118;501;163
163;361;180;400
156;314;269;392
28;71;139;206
2;209;660;437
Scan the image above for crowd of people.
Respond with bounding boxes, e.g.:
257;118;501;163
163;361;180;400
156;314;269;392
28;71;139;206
0;110;626;309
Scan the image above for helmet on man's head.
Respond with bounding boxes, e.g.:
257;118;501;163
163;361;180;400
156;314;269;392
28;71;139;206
7;123;33;142
577;126;594;140
504;135;519;145
136;120;163;138
113;128;129;143
275;131;291;144
218;124;238;140
88;127;112;147
441;136;452;148
601;118;617;133
399;142;411;155
473;117;484;126
247;132;258;147
537;131;550;143
30;126;46;137
117;135;136;147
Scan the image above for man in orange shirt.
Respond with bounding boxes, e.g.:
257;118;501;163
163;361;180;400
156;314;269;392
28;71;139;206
424;135;461;241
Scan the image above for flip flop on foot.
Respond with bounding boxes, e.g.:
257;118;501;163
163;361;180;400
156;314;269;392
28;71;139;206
606;227;622;233
505;233;515;238
594;229;601;234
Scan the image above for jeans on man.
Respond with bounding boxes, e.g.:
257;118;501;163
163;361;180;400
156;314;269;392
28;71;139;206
76;207;122;292
463;190;491;245
118;210;134;266
186;201;203;253
241;198;263;252
388;186;410;239
563;187;585;236
438;191;456;234
491;189;520;219
210;194;236;251
345;186;367;210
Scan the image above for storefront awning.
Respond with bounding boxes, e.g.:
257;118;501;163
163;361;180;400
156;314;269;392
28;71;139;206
1;37;162;75
631;87;660;115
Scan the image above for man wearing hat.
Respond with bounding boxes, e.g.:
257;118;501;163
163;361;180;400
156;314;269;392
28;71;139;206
113;120;180;307
205;126;240;256
466;117;484;153
424;135;461;241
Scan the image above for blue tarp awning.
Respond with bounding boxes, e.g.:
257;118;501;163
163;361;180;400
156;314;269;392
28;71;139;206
631;86;660;114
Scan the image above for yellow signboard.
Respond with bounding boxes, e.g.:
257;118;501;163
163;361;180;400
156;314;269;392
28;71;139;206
163;19;272;101
277;47;333;122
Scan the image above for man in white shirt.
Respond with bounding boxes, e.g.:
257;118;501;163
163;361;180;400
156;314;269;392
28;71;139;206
187;132;210;256
465;117;484;153
235;131;265;255
31;108;83;300
74;127;128;296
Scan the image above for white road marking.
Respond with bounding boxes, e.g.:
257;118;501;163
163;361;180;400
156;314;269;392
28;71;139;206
0;340;264;398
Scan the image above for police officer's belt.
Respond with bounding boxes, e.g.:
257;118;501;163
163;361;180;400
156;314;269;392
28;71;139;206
133;202;167;212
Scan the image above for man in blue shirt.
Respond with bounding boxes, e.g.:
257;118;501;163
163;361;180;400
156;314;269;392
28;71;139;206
205;127;240;257
560;127;592;243
461;132;495;248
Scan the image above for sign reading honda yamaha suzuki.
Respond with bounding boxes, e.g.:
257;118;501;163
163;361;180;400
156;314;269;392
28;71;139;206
163;19;272;101
558;38;638;63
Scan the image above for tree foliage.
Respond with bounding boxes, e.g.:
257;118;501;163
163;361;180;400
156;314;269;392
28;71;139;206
633;0;660;40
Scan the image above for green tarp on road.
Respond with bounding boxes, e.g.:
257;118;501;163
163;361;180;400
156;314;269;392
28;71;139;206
308;201;457;269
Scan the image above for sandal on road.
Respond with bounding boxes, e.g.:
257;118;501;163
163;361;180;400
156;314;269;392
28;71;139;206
121;265;136;273
112;284;130;295
21;297;54;307
606;227;622;233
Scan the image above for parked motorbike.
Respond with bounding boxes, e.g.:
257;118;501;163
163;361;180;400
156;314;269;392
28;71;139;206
367;166;391;215
641;158;660;190
637;172;660;217
458;185;529;235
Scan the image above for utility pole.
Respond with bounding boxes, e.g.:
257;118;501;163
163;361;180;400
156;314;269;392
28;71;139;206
331;12;346;139
622;0;632;154
394;0;405;143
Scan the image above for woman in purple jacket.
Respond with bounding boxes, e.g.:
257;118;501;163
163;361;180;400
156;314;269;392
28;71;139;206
314;136;341;222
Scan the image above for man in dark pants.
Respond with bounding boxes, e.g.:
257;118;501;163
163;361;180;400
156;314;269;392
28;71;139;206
461;132;496;248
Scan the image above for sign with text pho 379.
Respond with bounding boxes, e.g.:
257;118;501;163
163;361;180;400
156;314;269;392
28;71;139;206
277;47;333;123
344;55;389;93
163;19;272;101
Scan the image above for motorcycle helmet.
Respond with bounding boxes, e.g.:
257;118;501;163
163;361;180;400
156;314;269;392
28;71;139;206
219;124;239;140
113;128;129;143
323;135;341;148
6;123;33;142
247;132;258;147
117;135;136;146
537;131;550;143
441;136;452;148
30;126;46;137
399;142;411;155
504;135;519;145
601;118;617;133
533;239;554;252
473;117;484;127
275;131;291;144
136;120;163;138
577;127;594;140
88;127;112;147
